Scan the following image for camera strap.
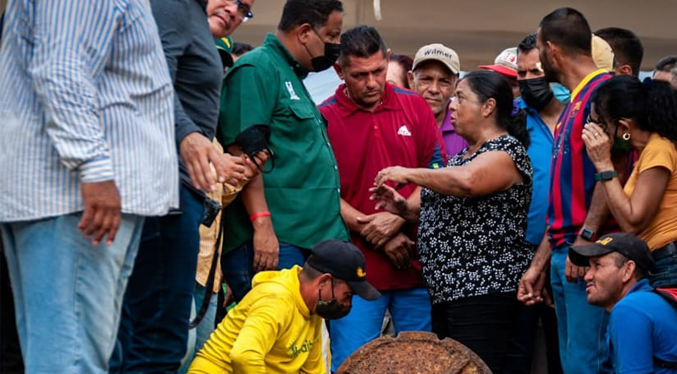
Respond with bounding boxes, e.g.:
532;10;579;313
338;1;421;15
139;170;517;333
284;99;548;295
189;208;224;329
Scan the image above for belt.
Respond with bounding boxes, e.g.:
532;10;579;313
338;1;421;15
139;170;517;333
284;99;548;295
653;242;677;261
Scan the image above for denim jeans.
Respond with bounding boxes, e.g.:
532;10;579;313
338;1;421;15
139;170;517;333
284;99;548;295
111;186;204;374
329;287;432;371
221;241;308;303
551;244;611;374
430;292;518;374
1;213;144;374
649;254;677;288
178;283;218;374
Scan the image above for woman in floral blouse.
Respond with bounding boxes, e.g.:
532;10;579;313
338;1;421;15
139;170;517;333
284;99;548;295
371;70;532;373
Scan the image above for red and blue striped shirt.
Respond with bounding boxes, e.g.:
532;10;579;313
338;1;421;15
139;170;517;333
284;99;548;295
548;69;611;247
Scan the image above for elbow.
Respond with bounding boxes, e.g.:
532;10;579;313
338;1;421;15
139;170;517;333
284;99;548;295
230;348;262;370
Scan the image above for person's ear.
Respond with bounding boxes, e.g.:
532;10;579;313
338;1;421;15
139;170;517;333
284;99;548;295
482;98;496;118
622;261;636;283
616;65;633;77
334;63;345;80
297;23;313;44
617;117;633;134
407;70;415;90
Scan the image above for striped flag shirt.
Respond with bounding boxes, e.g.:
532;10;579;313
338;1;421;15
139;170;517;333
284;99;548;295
547;69;611;247
0;0;179;221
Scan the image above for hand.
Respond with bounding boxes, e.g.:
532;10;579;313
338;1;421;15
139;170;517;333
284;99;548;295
369;185;409;217
565;237;591;283
357;212;405;248
243;150;270;179
179;132;246;192
374;166;411;187
582;122;614;171
381;233;414;270
517;267;547;306
252;221;279;272
542;287;555;309
79;181;121;246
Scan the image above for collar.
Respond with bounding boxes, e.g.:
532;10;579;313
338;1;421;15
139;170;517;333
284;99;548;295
570;68;608;102
332;82;400;116
626;278;652;296
439;105;455;132
263;33;308;79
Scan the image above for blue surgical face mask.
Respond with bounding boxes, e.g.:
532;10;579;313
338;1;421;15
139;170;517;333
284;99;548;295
550;83;570;104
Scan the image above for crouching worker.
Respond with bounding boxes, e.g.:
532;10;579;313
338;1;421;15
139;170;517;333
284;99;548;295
570;233;677;374
188;239;380;373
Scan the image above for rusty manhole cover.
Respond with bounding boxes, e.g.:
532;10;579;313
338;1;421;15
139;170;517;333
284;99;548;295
335;331;492;374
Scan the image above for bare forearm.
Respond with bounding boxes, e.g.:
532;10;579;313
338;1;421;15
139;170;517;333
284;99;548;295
241;174;272;230
529;232;552;273
407;168;473;197
341;199;365;233
582;182;610;234
402;186;422;223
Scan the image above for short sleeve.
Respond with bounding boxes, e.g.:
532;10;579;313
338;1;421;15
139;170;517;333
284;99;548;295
637;136;677;175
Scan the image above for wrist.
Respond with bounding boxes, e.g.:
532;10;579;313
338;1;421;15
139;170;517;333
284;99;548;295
594;170;617;182
578;226;598;241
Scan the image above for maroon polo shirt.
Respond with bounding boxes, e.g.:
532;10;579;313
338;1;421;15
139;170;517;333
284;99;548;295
319;83;446;291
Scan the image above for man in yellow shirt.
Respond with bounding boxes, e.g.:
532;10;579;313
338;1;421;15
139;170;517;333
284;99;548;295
188;240;380;374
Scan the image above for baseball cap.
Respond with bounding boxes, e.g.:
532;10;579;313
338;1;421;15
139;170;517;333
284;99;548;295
214;36;234;68
479;47;518;78
307;240;381;300
591;34;615;72
569;233;654;272
412;43;461;75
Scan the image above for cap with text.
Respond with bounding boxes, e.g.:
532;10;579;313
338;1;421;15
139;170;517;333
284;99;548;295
412;43;461;75
307;239;381;300
479;47;518;78
569;233;654;272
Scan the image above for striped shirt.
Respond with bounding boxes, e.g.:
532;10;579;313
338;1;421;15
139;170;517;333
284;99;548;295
0;0;179;221
548;69;611;247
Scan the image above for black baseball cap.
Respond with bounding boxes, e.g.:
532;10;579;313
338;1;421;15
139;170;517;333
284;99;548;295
307;240;381;300
569;233;654;272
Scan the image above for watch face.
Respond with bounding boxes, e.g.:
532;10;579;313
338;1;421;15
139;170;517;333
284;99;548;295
580;228;594;240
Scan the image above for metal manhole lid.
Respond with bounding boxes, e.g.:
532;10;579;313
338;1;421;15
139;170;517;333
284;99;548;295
335;331;492;374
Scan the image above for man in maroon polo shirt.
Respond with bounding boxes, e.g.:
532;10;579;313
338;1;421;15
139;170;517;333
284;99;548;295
318;25;445;371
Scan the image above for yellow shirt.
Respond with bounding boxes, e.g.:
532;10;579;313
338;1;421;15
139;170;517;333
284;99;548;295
624;133;677;249
188;266;325;374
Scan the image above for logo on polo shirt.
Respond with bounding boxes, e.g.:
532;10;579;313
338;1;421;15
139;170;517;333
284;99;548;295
397;125;412;137
285;81;300;101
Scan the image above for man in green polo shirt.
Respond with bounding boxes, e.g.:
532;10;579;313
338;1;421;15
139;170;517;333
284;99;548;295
217;0;349;302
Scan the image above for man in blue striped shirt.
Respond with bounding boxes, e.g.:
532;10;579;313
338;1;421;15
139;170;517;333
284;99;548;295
0;0;179;373
111;0;256;372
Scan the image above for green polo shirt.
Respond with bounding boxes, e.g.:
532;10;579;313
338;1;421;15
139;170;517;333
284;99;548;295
217;33;349;253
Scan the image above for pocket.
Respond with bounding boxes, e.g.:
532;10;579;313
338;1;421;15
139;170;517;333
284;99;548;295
287;102;316;120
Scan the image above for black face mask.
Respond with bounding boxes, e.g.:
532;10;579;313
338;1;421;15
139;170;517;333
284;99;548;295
305;29;341;72
315;279;350;320
519;77;554;110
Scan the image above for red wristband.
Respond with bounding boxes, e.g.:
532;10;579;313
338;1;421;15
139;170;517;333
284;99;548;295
249;211;271;221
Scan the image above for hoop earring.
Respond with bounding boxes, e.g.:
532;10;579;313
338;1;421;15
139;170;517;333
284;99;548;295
622;132;631;141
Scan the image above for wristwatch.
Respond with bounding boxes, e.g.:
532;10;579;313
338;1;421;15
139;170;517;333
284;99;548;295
595;170;617;182
579;227;597;241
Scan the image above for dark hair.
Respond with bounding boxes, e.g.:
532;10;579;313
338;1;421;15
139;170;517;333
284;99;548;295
539;8;591;56
517;33;538;56
612;252;647;280
277;0;343;32
338;25;387;66
232;42;254;56
654;55;677;73
389;53;413;89
594;27;644;76
591;75;677;147
462;70;530;147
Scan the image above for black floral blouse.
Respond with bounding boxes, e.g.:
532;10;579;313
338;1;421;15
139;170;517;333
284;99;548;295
418;135;533;305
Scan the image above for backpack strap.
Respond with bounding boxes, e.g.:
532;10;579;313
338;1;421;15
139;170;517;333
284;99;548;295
654;287;677;312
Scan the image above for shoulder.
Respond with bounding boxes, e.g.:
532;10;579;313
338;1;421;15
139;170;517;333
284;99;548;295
318;95;339;111
613;289;666;319
485;135;532;174
391;86;428;108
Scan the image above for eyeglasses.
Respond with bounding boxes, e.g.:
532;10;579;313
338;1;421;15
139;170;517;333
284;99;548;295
586;113;608;132
226;0;253;22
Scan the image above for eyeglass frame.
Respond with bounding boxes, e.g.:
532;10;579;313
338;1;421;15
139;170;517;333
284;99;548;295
228;0;253;22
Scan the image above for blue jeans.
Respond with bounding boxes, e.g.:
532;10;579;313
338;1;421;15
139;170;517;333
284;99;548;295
221;241;308;302
551;244;611;374
111;186;204;374
329;287;432;371
649;254;677;288
1;213;144;374
178;283;219;374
